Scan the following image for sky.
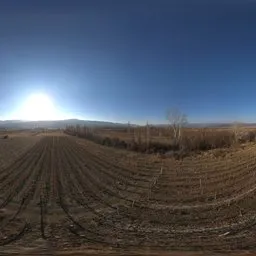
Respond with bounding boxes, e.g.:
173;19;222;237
0;0;256;124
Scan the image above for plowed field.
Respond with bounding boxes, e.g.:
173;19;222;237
1;133;256;255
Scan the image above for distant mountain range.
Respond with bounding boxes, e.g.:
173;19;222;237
186;123;256;128
0;119;255;129
0;119;129;129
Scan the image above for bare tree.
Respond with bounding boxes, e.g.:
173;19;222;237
232;121;243;143
145;121;150;147
127;121;131;135
167;108;188;144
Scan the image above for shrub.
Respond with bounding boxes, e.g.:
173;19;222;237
64;126;256;159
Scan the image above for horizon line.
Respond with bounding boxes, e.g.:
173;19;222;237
0;119;256;125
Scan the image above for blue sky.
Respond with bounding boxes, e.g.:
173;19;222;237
0;0;256;123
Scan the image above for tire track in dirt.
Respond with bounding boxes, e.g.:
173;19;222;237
72;138;256;213
61;138;149;247
0;137;54;247
1;135;256;251
59;141;133;244
0;223;31;246
75;139;156;181
38;138;53;240
0;139;43;185
53;138;110;245
68;138;256;217
63;137;256;249
0;139;48;211
77;138;256;208
67;139;148;207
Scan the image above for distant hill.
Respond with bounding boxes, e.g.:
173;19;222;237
0;119;128;129
152;123;256;128
186;123;256;128
0;119;256;130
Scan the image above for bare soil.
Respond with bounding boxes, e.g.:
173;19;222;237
0;132;256;255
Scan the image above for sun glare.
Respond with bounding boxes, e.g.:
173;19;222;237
18;93;59;121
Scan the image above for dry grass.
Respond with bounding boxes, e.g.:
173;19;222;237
65;125;256;158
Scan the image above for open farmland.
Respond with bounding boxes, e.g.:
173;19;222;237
0;132;256;254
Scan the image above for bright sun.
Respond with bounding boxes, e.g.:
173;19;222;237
18;93;59;121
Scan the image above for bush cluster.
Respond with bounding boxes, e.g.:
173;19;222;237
64;127;256;159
